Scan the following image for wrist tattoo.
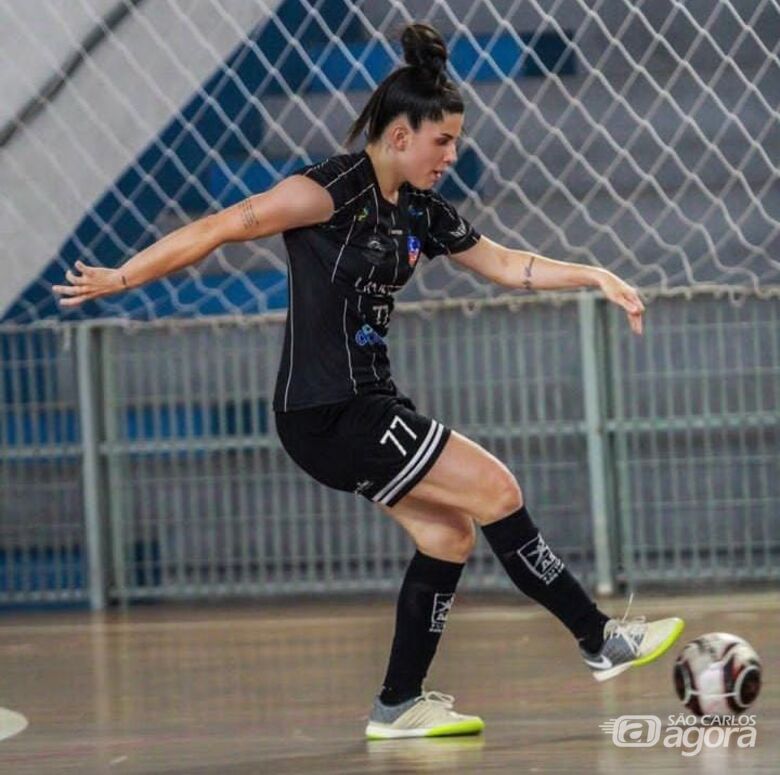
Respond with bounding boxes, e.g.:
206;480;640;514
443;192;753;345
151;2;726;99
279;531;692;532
121;273;128;289
522;255;536;290
239;199;259;230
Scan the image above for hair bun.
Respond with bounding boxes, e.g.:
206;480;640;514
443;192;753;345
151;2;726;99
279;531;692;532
401;23;448;88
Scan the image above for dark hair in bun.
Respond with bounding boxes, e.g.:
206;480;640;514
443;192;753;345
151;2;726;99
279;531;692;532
346;23;464;146
401;23;448;89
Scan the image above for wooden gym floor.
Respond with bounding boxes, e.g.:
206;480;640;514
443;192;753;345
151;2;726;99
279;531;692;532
0;591;776;773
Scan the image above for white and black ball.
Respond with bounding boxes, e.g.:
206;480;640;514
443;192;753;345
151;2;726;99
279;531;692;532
673;632;761;716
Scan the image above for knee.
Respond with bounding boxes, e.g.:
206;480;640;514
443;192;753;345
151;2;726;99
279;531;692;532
417;519;477;564
477;465;524;523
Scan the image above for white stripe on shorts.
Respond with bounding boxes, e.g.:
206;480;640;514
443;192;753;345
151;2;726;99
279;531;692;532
372;421;445;505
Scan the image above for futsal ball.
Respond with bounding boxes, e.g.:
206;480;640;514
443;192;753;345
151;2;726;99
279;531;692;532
673;632;761;716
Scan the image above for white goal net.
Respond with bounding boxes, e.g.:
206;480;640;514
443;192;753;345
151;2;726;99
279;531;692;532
2;0;779;323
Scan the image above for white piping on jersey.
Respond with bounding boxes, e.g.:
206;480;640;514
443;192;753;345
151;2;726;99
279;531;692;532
422;206;447;254
373;420;445;504
331;215;357;282
355;272;379;380
424;205;447;253
428;233;447;253
283;264;295;411
408;188;453;208
303;159;328;177
323;156;366;189
371;186;380;230
390;210;400;284
342;298;358;395
414;194;447;253
333;182;375;214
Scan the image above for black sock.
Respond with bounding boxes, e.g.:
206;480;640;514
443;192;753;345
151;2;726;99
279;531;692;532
481;505;609;653
379;550;464;706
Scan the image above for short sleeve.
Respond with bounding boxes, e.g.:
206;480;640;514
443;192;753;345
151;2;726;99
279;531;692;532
420;191;481;260
298;154;366;214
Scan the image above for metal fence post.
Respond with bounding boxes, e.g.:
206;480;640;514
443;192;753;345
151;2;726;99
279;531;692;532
76;323;106;610
606;307;635;592
578;293;614;595
100;326;128;608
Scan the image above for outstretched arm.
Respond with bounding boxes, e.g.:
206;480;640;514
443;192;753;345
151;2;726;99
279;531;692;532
53;175;334;308
450;235;645;335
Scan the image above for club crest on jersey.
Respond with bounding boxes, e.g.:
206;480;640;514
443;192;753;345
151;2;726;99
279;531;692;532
407;235;421;267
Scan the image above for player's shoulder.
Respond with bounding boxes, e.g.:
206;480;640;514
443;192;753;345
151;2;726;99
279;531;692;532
405;184;479;255
296;150;369;190
292;150;372;218
405;184;458;216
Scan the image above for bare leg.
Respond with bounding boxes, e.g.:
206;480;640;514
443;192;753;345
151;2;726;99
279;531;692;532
398;429;609;652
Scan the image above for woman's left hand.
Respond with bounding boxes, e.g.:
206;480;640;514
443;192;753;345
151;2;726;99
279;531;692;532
53;261;124;307
597;271;645;335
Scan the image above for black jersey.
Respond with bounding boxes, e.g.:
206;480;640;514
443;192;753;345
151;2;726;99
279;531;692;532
273;150;481;412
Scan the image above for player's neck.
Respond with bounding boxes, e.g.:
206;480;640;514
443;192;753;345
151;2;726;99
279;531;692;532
364;145;403;205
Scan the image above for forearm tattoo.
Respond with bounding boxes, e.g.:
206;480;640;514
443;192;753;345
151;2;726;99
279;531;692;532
523;254;536;290
239;199;259;230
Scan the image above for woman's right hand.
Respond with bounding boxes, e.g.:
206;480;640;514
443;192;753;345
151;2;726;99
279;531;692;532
52;260;125;307
52;176;336;309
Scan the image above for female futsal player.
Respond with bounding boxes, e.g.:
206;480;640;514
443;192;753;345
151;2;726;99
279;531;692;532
54;22;684;740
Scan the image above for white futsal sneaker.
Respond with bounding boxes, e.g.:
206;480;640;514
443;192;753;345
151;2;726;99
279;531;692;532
580;595;685;682
365;690;485;740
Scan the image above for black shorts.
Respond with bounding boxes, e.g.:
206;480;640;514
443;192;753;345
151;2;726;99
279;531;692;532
275;384;451;507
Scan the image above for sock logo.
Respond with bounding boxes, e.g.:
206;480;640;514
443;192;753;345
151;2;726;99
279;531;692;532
430;593;455;633
517;534;564;585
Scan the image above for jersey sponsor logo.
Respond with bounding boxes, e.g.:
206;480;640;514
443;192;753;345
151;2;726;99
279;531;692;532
367;236;384;253
407;235;421;267
355;324;386;348
372;304;390;326
362;233;397;266
430;592;455;633
516;534;565;585
356;205;370;221
354;277;403;296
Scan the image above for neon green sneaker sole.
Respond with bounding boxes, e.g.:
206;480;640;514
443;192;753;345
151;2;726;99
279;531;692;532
365;717;485;740
632;617;686;667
